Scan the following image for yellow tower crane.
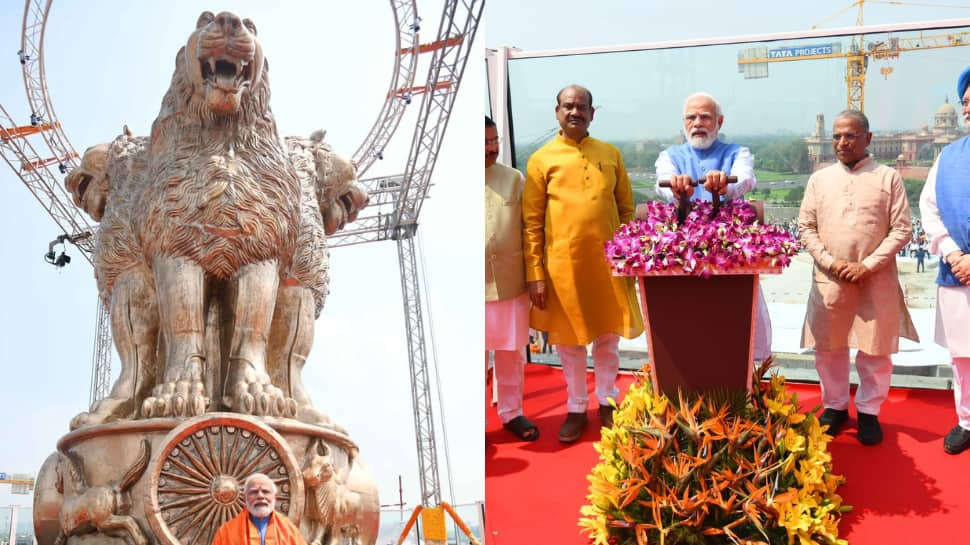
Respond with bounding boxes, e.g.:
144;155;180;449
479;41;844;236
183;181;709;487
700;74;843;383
737;0;970;111
0;475;33;494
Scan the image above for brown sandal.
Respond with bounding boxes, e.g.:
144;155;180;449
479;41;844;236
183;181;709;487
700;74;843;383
503;415;539;441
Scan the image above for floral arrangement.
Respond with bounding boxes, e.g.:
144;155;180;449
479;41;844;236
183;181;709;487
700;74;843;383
580;361;849;545
606;200;799;277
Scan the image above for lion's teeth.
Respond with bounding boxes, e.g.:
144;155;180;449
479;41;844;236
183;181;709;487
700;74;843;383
208;58;216;74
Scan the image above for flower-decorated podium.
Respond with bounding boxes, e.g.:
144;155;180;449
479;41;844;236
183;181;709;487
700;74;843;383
581;197;850;545
608;197;796;397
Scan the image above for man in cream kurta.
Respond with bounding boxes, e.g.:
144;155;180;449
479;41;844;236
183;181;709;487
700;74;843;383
799;110;917;446
485;116;537;441
917;65;970;455
523;85;643;443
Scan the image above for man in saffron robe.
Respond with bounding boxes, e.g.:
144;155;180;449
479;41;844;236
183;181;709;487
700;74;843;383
798;110;918;446
211;473;306;545
918;65;970;455
523;84;643;443
654;91;772;361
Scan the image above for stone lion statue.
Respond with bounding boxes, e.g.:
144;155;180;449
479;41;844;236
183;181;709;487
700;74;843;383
66;11;368;428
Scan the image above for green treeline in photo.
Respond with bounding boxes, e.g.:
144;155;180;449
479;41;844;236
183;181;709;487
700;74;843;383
514;135;814;204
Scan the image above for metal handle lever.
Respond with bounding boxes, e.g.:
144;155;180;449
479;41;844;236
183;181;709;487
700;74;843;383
658;176;739;223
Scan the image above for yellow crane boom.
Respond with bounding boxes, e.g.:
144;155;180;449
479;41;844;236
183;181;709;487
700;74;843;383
739;0;970;111
737;29;970;111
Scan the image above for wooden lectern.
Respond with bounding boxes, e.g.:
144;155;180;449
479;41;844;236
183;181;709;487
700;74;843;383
632;264;780;397
628;180;780;397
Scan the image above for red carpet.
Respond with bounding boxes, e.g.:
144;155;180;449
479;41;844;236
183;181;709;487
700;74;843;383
485;363;970;545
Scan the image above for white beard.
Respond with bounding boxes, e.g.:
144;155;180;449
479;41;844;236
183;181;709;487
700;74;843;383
249;503;275;518
686;129;718;150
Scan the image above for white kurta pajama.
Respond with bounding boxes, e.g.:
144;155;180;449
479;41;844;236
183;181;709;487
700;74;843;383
799;156;918;415
486;163;530;424
920;159;970;431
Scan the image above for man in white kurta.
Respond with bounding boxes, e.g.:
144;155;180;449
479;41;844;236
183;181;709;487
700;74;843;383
798;110;917;446
654;92;772;361
485;117;536;441
918;66;970;455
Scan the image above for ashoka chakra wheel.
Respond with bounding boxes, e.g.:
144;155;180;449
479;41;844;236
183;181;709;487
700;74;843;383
146;414;304;545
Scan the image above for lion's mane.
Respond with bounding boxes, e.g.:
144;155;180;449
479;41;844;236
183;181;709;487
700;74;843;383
136;36;301;280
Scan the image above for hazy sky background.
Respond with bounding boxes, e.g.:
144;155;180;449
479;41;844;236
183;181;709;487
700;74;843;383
0;0;482;526
487;1;970;149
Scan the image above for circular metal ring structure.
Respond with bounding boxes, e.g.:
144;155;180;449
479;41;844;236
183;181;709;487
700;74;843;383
145;414;305;545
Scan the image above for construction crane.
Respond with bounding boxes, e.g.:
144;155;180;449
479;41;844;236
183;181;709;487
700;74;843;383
737;0;970;111
2;0;113;406
0;475;33;492
2;1;483;543
0;475;33;545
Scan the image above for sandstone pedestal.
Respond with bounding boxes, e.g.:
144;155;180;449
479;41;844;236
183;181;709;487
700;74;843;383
34;414;377;545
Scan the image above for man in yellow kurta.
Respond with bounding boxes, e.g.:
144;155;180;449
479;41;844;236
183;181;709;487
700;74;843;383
210;473;307;545
798;110;918;446
523;84;643;443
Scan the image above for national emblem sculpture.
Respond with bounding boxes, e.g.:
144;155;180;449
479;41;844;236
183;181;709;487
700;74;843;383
34;11;379;545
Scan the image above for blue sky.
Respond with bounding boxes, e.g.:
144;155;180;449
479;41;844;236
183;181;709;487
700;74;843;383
0;0;483;521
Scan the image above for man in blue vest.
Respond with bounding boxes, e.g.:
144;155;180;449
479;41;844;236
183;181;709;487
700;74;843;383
918;66;970;455
655;92;772;361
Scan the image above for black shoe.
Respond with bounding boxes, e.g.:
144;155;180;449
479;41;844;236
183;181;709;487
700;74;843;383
558;412;588;443
818;408;849;436
598;404;615;429
943;425;970;455
857;412;883;445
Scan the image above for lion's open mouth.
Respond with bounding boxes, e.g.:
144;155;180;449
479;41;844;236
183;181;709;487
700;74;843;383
200;57;253;90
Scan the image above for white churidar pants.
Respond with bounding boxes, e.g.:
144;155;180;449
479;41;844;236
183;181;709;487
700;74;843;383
485;348;525;424
815;349;892;415
935;286;970;431
485;293;530;423
754;287;772;361
951;357;970;431
557;333;620;414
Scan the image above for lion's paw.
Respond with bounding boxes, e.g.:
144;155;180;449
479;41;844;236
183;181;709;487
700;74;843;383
70;397;136;430
225;381;295;417
296;405;332;426
142;380;207;418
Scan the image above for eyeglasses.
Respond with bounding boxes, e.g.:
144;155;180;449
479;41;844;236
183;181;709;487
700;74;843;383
485;137;501;145
961;99;970;108
831;132;863;142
